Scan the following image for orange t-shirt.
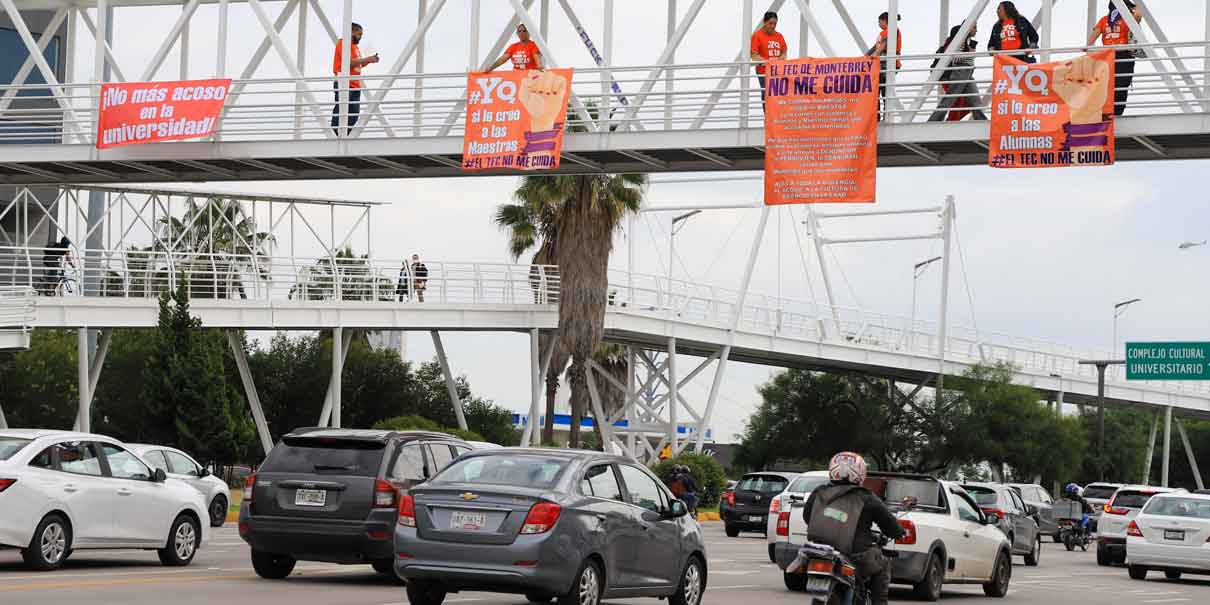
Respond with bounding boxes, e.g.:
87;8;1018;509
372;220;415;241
750;29;788;75
999;18;1023;51
505;40;541;70
878;28;904;68
1095;16;1131;46
332;39;363;88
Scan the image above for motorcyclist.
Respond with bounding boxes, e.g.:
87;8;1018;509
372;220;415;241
1061;483;1094;533
802;452;905;605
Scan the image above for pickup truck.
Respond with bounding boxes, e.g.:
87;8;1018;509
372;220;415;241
774;472;1013;601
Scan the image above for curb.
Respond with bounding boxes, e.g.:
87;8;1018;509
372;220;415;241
697;512;721;522
227;510;239;523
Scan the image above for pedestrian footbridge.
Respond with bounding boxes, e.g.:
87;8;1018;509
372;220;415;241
0;286;35;351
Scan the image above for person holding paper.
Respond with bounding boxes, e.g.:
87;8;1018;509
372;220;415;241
331;22;380;136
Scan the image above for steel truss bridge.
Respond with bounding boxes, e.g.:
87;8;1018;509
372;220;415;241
1;0;1210;183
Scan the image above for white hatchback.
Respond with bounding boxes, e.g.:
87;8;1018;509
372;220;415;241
128;444;231;527
0;429;209;570
1126;492;1210;581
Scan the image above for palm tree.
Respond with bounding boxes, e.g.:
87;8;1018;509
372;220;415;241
289;247;393;302
157;197;274;299
498;173;645;448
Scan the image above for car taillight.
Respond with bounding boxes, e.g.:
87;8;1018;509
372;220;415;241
1104;502;1129;515
374;479;396;508
0;478;15;493
982;508;1006;520
776;511;790;536
243;473;256;502
770;497;781;514
724;491;735;507
807;559;833;573
897;519;917;545
398;495;416;527
1127;521;1143;538
521;502;561;534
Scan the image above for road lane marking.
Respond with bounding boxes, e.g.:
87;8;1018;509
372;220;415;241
710;570;757;576
0;566;354;592
707;585;762;590
1143;599;1190;603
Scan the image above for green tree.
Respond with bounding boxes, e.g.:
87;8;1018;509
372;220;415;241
0;329;79;429
289;247;394;302
464;398;521;446
157;197;274;299
1081;407;1152;484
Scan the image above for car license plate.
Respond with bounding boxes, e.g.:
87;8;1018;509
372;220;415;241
805;576;832;594
294;488;326;507
451;510;487;530
748;515;763;523
1164;529;1185;541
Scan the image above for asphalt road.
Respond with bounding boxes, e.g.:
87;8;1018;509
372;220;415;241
2;524;1208;605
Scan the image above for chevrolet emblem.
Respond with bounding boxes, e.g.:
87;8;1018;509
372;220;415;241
461;492;480;501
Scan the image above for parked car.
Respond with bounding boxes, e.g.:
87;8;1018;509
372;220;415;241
0;429;209;570
394;448;707;605
961;482;1042;566
1096;485;1184;566
239;428;470;581
129;444;230;528
1081;482;1124;533
1008;483;1058;542
776;472;1012;601
766;471;829;562
1125;492;1210;581
721;471;797;538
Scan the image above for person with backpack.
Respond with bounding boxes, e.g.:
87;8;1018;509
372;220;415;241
988;1;1040;63
1088;0;1143;116
929;24;987;122
667;465;699;515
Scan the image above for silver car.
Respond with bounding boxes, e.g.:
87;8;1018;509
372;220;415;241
395;449;707;605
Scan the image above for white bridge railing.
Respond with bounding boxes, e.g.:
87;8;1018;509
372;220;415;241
0;285;36;339
2;246;1205;399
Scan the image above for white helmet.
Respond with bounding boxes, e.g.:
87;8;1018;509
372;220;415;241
828;451;868;485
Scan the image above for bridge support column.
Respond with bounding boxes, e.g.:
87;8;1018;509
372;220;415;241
73;329;112;432
1162;405;1173;487
1176;417;1205;490
227;331;273;456
431;331;469;431
521;329;541;447
317;328;353;427
332;327;344;427
1143;411;1159;484
667;337;677;455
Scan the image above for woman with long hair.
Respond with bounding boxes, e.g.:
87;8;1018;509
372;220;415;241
929;24;987;122
1088;0;1142;116
988;1;1039;63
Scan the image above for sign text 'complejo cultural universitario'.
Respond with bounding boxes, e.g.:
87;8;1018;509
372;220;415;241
1126;342;1210;381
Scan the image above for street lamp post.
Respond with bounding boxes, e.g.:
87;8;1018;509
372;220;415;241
910;256;942;350
667;210;700;315
1112;298;1142;355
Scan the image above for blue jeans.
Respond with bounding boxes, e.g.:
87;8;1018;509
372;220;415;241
331;82;361;135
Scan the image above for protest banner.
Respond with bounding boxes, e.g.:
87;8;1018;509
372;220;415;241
763;57;879;205
989;50;1115;168
96;79;231;149
462;69;573;171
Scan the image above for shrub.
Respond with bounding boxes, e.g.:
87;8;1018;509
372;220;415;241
371;415;485;443
652;452;728;507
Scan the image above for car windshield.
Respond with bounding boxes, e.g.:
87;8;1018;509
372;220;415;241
789;476;829;493
432;455;567;489
1083;485;1118;499
866;477;945;508
1113;490;1160;509
964;486;1000;507
0;437;31;461
1144;497;1210;519
259;438;386;476
738;475;789;493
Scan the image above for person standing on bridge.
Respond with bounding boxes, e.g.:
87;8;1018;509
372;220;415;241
410;254;429;303
929;24;987;122
490;23;543;71
988;2;1039;63
397;260;412;302
1088;0;1142;116
867;12;903;121
331;22;380;136
750;11;788;109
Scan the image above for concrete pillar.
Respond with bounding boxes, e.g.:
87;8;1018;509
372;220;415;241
1162;406;1173;487
77;328;89;432
331;327;343;428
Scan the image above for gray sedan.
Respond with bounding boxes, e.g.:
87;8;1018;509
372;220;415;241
395;449;707;605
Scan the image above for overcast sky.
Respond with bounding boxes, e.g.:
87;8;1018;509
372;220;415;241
62;0;1210;441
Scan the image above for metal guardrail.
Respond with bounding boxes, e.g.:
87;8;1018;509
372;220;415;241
0;285;36;335
3;246;1206;400
2;41;1208;146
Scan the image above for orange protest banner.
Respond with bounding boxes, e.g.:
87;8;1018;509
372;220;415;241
989;51;1115;168
462;69;573;171
763;57;879;205
96;79;231;149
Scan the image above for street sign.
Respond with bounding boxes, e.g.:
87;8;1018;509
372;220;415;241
1125;342;1210;380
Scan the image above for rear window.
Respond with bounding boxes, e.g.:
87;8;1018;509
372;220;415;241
259;438;386;476
1143;497;1210;519
866;477;945;508
432;455;567;489
964;486;1000;507
789;476;829;493
1112;490;1161;509
1083;485;1118;499
0;437;31;461
738;475;789;493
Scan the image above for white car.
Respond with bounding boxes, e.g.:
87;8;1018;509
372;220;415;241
0;429;209;570
128;444;231;528
1126;492;1210;581
1096;485;1183;566
776;472;1012;601
767;471;829;562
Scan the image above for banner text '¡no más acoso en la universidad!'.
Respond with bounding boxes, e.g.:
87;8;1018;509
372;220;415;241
96;79;231;149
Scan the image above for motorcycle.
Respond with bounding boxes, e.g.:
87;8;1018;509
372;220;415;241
1058;518;1091;552
786;534;895;605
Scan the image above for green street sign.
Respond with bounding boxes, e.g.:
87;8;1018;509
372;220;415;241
1126;342;1210;380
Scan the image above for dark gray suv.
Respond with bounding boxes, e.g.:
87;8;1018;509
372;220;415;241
239;428;470;580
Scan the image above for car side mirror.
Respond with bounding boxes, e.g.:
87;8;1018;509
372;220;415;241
153;468;167;483
668;500;689;518
983;514;998;525
1025;504;1038;516
197;468;210;478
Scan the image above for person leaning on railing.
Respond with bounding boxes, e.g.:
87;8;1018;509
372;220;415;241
866;12;903;121
929;24;987;122
1088;0;1142;116
988;1;1039;63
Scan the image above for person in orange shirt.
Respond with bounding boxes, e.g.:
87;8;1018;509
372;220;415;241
491;23;543;71
331;23;379;135
867;13;903;121
750;11;788;107
1088;0;1142;116
988;1;1039;63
